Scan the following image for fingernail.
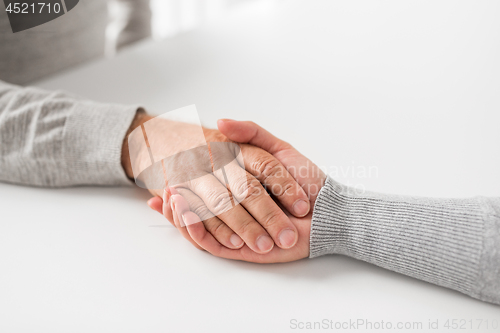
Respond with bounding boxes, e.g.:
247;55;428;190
219;118;234;123
179;213;186;227
170;199;185;228
293;199;309;217
230;234;243;248
256;235;274;253
163;188;171;204
278;229;297;249
170;196;175;212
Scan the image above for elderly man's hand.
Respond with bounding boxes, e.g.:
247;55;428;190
122;112;311;254
148;120;326;263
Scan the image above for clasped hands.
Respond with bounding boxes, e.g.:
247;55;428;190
124;115;325;263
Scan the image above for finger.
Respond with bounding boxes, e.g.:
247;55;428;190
184;214;291;264
147;196;163;214
217;161;298;249
217;119;291;155
218;119;325;203
162;187;187;221
217;120;310;217
162;188;174;222
175;187;244;249
183;212;243;259
169;193;203;251
148;195;175;227
189;174;274;254
239;144;310;217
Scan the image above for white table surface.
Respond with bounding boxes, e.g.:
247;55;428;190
1;1;499;332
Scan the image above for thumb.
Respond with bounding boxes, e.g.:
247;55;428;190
217;119;291;155
218;119;326;203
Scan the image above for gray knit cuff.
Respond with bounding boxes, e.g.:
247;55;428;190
309;177;490;302
63;100;139;186
476;197;500;304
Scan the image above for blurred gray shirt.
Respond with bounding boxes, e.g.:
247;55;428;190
0;0;152;85
0;0;150;187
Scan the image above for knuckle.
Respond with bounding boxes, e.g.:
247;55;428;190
270;179;295;198
191;203;211;220
252;156;281;180
207;189;232;214
231;176;251;201
233;177;263;202
206;220;226;238
236;218;256;236
182;193;211;220
260;208;285;230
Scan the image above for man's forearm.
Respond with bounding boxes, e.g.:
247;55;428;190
310;177;500;305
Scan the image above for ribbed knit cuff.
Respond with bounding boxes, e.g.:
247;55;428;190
310;177;491;302
476;197;500;304
63;100;139;186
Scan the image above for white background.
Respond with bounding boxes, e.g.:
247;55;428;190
1;1;499;332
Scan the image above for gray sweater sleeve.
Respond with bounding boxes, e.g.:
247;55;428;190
0;80;138;187
310;177;500;305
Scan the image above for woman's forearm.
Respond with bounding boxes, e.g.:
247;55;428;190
0;80;138;187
